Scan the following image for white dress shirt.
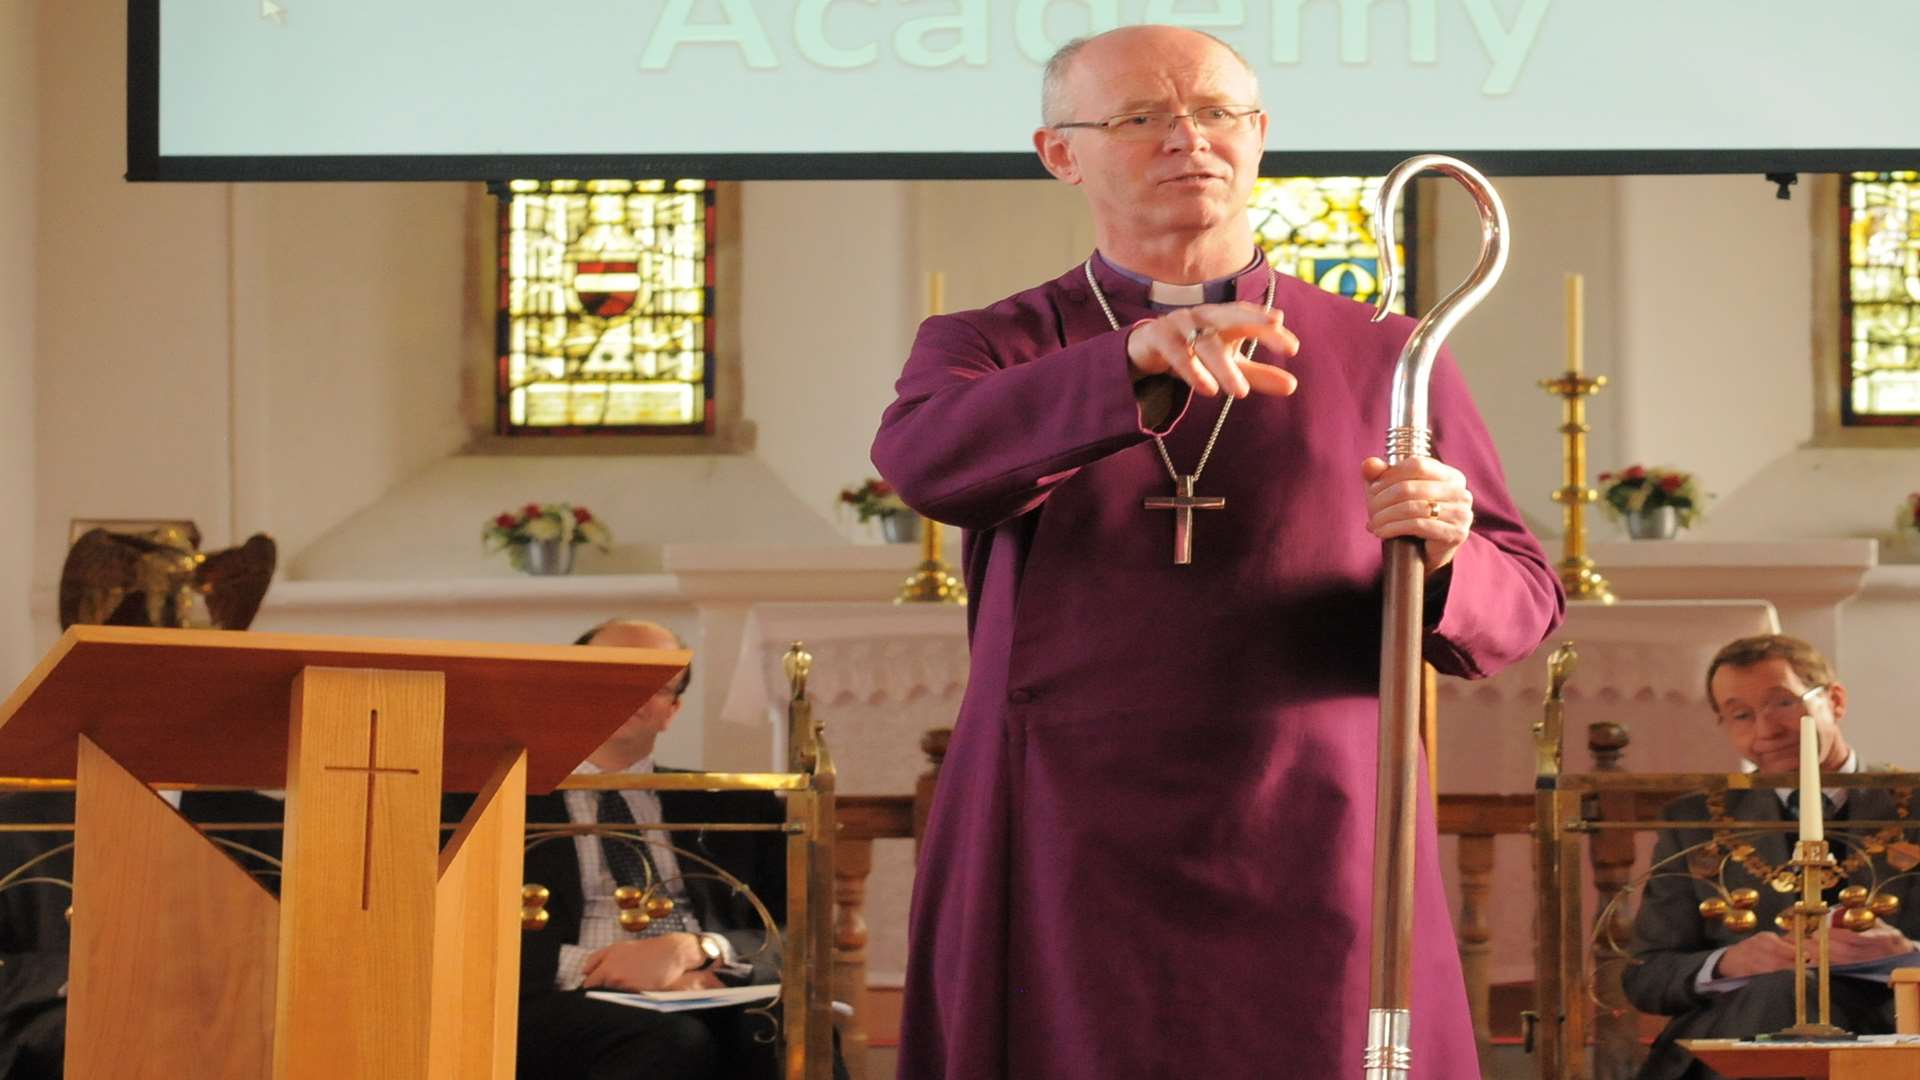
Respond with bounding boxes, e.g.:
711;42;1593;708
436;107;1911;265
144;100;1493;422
554;758;701;990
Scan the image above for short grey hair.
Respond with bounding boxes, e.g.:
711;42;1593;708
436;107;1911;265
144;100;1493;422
1041;36;1098;126
1041;28;1260;127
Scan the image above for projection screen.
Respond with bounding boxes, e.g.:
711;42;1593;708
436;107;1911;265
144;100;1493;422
129;0;1920;181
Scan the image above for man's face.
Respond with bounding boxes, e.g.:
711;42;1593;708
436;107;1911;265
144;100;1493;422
1709;657;1845;773
1034;28;1267;242
589;622;686;765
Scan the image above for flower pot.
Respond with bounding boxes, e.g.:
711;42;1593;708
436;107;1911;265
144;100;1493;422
521;538;575;575
1890;530;1920;563
879;513;920;544
1625;506;1680;541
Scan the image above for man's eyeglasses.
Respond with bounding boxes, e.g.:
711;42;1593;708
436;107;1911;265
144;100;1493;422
1718;686;1826;727
1051;106;1263;141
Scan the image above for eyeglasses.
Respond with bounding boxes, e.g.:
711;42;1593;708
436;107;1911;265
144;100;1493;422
1718;686;1826;727
1051;106;1263;141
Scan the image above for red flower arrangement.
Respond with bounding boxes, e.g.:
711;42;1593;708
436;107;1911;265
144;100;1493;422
1596;465;1703;527
1896;492;1920;532
838;478;907;523
482;502;612;555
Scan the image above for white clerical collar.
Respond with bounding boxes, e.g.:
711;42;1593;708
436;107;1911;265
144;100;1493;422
1742;748;1859;810
1096;250;1259;307
573;757;655;776
1149;280;1208;305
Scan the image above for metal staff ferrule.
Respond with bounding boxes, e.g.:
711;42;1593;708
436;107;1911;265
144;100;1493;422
1384;425;1432;466
1363;1008;1413;1078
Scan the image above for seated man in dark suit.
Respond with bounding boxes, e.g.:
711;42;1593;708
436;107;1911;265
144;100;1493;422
0;788;285;1079
498;619;839;1080
1624;634;1920;1080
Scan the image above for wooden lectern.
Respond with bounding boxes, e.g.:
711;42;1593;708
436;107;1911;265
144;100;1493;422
0;625;689;1080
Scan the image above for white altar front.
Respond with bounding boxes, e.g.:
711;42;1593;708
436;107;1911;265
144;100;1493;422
716;601;969;986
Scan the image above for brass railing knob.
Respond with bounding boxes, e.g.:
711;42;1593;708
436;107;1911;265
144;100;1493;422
521;882;552;931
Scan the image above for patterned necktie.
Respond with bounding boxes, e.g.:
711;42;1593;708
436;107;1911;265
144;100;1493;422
596;788;698;937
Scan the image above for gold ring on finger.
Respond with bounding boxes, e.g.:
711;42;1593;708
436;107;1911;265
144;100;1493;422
1428;500;1441;519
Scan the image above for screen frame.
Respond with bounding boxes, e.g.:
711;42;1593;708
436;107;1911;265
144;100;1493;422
125;2;1920;183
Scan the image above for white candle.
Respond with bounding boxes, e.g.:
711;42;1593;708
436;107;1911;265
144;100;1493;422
1799;710;1823;842
1565;272;1584;377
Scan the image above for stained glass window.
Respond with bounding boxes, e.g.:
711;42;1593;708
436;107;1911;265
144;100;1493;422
1249;176;1410;313
1843;172;1920;425
498;179;713;435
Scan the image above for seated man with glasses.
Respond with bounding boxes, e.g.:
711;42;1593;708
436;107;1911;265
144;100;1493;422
455;619;846;1080
1624;634;1920;1080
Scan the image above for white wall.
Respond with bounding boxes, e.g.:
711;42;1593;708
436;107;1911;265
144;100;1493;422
239;183;476;561
745;181;921;529
1617;175;1815;515
34;6;230;595
909;179;1097;311
0;0;37;684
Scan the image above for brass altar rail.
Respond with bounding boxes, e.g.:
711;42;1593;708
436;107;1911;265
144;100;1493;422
1554;771;1920;793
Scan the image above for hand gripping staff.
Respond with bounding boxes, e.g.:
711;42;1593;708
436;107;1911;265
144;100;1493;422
1363;155;1509;1079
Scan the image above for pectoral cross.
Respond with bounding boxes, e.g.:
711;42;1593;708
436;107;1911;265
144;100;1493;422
323;710;420;910
1143;475;1226;565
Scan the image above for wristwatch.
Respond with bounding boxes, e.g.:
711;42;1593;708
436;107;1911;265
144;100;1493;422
694;932;724;971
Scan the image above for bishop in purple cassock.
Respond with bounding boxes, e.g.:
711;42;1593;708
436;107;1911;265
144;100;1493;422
871;25;1563;1080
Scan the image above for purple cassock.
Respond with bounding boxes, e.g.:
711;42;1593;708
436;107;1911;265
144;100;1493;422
871;254;1564;1079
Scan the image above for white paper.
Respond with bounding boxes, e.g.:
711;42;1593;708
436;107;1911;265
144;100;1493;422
585;983;781;1013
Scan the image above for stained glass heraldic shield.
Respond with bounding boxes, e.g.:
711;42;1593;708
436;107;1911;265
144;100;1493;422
498;180;713;435
1844;172;1920;425
1251;175;1409;314
491;177;1401;437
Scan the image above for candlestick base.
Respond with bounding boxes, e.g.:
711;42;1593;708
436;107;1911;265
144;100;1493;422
1556;556;1615;604
1760;1024;1855;1041
896;561;967;605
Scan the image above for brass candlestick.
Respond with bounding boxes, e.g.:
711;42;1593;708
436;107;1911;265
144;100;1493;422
896;517;966;605
896;270;967;606
1539;273;1614;604
1774;838;1852;1039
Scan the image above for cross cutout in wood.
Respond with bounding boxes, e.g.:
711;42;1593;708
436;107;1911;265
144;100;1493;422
1143;474;1226;565
323;709;420;910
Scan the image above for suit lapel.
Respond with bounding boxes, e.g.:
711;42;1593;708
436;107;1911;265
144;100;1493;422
523;792;583;922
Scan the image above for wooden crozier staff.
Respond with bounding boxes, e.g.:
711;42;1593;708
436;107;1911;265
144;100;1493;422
1363;155;1511;1079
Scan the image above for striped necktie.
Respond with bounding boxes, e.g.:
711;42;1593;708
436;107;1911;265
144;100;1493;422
596;788;698;937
